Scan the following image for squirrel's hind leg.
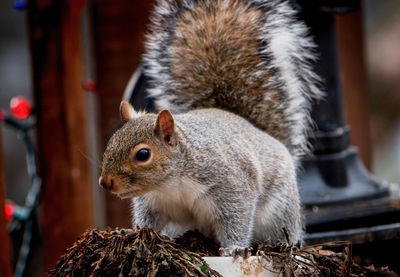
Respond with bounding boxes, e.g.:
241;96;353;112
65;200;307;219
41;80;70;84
252;186;303;245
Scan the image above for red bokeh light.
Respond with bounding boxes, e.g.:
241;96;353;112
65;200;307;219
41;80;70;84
10;96;31;119
83;79;99;92
4;202;14;223
0;109;5;121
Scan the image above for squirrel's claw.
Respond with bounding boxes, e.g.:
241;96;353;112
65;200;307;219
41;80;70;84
219;247;228;257
233;248;241;259
244;247;252;259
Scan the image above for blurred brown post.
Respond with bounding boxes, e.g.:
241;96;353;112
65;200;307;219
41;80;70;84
90;0;156;228
27;0;94;270
0;129;12;277
335;11;372;170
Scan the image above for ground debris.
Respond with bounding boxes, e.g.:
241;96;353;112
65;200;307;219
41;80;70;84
47;228;398;277
47;227;222;277
257;240;398;277
173;230;220;257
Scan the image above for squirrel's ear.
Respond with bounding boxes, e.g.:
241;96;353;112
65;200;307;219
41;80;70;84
153;110;176;146
120;100;136;123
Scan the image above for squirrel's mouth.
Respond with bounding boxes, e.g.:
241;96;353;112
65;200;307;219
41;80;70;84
116;188;146;199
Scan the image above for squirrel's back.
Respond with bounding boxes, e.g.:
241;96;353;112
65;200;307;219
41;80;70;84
143;0;322;162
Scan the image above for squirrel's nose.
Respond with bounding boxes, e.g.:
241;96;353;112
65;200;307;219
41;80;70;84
99;175;114;191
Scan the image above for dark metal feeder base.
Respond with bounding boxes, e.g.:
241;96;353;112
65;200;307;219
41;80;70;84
300;146;400;247
299;147;389;207
304;181;400;247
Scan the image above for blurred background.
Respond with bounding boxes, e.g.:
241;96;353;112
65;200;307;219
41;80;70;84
364;1;400;184
0;0;399;275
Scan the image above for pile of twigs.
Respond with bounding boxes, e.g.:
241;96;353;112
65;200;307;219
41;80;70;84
47;227;221;277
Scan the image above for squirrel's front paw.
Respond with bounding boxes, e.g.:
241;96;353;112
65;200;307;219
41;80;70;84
219;246;252;259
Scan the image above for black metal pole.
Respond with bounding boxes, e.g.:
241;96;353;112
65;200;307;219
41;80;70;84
296;1;389;207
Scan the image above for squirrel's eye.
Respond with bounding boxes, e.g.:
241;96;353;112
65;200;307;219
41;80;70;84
136;148;151;162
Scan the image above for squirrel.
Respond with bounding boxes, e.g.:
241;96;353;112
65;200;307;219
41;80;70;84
99;0;322;255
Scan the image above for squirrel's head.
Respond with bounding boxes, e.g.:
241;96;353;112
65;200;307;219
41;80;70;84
99;101;178;199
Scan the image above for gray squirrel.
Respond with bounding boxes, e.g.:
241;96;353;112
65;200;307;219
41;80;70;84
99;0;322;255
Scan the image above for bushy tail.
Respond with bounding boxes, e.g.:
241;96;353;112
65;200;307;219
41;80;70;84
143;0;322;163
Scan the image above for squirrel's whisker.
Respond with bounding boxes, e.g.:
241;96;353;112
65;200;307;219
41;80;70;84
78;149;101;169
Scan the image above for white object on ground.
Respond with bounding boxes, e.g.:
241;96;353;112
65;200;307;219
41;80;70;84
203;256;280;277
